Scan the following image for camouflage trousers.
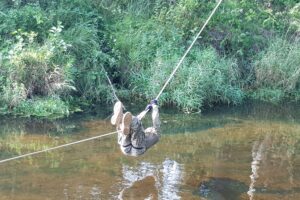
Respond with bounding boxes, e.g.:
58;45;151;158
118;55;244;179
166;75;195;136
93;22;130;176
118;105;160;156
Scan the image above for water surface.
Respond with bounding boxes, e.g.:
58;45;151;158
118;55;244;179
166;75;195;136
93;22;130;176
0;102;300;200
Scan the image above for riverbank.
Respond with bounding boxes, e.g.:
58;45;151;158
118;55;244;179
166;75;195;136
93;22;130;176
0;1;299;118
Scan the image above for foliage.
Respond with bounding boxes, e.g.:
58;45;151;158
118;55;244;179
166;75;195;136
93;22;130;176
0;0;299;118
251;37;300;103
289;3;300;33
44;0;116;103
131;47;243;112
0;22;75;110
111;0;299;109
12;97;70;118
0;1;115;117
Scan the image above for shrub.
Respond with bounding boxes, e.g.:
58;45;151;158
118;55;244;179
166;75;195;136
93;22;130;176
0;4;52;44
51;1;117;103
289;3;300;33
0;23;75;117
13;97;70;118
62;22;113;103
1;82;27;108
131;47;244;112
252;37;300;102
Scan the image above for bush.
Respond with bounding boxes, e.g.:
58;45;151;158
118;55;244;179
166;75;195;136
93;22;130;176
13;97;70;118
0;4;52;44
252;37;300;102
131;47;244;112
51;0;117;103
0;1;116;117
0;23;75;116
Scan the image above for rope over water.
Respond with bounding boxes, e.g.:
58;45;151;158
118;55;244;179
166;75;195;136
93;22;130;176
0;0;223;164
0;131;118;164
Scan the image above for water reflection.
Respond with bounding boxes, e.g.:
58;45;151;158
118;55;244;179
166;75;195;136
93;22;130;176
119;159;183;200
246;129;299;200
248;135;267;199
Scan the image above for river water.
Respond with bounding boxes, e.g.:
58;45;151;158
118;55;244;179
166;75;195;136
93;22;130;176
0;102;300;200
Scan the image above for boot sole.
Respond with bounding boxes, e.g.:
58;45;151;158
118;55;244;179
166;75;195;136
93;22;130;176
111;101;123;125
121;112;132;135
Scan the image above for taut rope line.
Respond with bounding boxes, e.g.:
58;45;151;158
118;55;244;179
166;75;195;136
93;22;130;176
102;67;126;110
155;0;223;100
0;0;223;164
0;131;117;164
102;67;121;102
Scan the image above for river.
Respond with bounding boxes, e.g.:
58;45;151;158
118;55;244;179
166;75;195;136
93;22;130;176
0;101;300;200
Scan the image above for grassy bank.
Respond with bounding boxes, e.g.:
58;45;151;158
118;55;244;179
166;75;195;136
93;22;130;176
0;0;299;118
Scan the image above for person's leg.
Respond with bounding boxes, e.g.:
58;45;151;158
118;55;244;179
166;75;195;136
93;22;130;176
151;104;160;135
130;117;146;154
121;112;132;135
111;101;123;129
144;128;159;149
119;114;133;155
144;104;161;149
111;102;132;154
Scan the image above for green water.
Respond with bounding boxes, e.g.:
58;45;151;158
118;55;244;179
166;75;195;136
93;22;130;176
0;102;300;200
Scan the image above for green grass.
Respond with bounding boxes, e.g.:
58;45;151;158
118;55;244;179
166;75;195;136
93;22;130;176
251;37;300;103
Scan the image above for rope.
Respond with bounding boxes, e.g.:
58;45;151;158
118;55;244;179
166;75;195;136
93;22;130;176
102;67;127;110
155;0;223;100
103;68;121;102
0;131;118;164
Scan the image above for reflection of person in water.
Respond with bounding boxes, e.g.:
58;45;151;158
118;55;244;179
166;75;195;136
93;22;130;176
111;100;161;156
118;159;183;200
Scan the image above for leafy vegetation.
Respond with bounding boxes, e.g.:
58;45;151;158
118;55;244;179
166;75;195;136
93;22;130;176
251;37;300;103
131;47;243;111
0;0;299;118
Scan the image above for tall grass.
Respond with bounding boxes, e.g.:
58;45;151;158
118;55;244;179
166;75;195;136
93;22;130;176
252;37;300;102
131;47;243;112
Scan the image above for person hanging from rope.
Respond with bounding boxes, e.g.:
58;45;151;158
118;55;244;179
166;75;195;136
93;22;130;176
111;100;160;156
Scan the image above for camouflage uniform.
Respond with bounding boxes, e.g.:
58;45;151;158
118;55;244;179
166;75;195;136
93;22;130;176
117;105;160;156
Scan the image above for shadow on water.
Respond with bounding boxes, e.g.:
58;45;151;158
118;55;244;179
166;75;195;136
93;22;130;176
198;177;300;200
0;101;300;199
198;177;248;200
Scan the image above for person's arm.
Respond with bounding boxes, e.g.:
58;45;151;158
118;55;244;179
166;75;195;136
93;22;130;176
137;100;158;120
137;110;148;120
